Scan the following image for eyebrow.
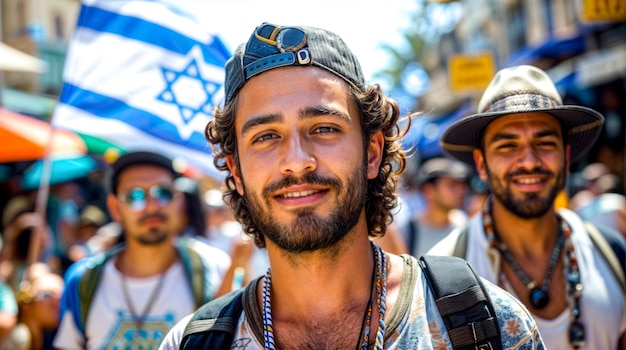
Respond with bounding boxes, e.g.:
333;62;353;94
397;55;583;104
301;105;351;122
241;114;281;136
240;105;351;136
490;129;561;143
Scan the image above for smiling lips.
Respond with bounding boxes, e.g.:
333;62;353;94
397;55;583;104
516;177;543;185
278;189;323;198
512;176;548;192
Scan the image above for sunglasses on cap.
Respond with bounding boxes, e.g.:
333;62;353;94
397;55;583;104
243;23;311;80
117;185;177;212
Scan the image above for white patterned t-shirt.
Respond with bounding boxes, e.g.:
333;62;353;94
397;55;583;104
54;259;196;350
160;256;544;349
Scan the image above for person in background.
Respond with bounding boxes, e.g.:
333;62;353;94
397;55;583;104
160;22;543;349
67;205;108;262
569;162;611;210
0;197;50;293
0;280;18;348
54;151;230;349
0;198;59;350
48;182;84;275
9;265;64;350
403;157;470;256
571;162;626;238
431;64;625;349
466;176;491;217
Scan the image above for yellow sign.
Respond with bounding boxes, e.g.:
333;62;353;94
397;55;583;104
448;52;495;92
581;0;626;22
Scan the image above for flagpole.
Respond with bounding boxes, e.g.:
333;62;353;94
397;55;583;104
24;123;54;281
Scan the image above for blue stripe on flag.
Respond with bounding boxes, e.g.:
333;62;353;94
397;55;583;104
59;82;210;151
77;4;230;67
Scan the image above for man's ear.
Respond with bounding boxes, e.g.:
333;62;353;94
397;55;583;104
473;149;488;181
367;131;384;180
226;156;244;195
107;194;122;222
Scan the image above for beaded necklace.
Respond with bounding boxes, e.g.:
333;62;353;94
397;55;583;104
482;199;585;348
262;242;387;350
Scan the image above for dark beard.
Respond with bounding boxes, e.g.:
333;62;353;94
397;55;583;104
242;166;367;254
485;161;566;219
137;228;169;245
136;213;170;245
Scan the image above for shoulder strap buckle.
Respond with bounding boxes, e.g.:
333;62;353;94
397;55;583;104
476;343;494;350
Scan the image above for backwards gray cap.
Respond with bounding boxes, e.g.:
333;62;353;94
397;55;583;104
224;22;365;104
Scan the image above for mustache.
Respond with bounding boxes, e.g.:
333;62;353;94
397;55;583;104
138;213;167;223
505;168;554;180
263;172;341;197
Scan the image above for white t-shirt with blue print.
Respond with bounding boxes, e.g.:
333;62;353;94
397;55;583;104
160;255;544;349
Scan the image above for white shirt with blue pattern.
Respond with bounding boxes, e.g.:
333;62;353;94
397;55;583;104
160;255;544;349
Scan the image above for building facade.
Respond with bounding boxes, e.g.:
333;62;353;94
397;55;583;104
1;0;79;115
418;0;625;189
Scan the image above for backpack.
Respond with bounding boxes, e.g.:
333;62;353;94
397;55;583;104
179;255;502;350
61;235;210;338
450;221;626;292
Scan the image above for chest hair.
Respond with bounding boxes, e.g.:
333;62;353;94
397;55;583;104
273;307;369;350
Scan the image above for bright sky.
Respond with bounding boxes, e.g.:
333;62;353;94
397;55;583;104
176;0;417;86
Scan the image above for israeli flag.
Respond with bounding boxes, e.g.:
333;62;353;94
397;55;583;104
52;0;231;178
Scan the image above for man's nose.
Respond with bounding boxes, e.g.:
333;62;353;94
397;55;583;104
517;145;542;170
279;135;317;175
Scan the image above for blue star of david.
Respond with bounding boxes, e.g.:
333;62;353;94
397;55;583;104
157;58;220;124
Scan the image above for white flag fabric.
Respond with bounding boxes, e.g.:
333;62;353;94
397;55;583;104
53;0;231;178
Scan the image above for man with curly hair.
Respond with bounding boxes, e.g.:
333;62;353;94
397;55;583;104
160;22;544;349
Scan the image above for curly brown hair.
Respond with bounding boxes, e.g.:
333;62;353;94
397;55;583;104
206;82;410;247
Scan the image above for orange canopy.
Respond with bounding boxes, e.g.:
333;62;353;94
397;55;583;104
0;107;86;163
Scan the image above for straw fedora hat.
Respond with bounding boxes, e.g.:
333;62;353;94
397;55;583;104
440;65;604;166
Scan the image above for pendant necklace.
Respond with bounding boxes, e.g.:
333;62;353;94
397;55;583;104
120;270;166;330
262;242;387;350
482;199;563;309
482;197;585;348
500;225;563;309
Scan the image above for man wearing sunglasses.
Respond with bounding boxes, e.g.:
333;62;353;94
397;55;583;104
54;151;230;349
160;22;543;349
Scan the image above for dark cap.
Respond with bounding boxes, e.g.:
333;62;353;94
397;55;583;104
108;151;180;194
224;22;365;104
416;157;471;187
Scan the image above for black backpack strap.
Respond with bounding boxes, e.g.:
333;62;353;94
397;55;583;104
179;288;245;349
585;221;626;292
179;277;262;349
419;255;502;350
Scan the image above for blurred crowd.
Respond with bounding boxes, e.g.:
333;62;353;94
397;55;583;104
0;152;248;348
0;147;624;348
